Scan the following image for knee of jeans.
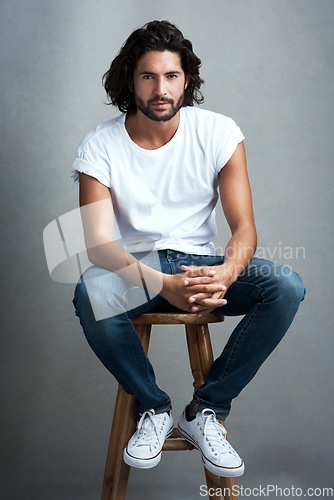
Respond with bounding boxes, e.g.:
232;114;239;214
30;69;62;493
73;276;125;323
292;271;306;302
273;267;306;305
89;285;125;321
73;280;95;318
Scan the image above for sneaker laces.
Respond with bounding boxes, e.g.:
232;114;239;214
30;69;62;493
133;410;166;451
201;409;236;457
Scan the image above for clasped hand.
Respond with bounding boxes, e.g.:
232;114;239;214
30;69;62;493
161;264;236;318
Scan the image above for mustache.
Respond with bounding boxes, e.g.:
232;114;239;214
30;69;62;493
149;97;174;104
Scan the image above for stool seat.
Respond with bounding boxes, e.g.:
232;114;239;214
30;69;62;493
101;312;238;500
132;312;224;324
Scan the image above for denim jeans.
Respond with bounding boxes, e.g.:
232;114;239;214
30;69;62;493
73;250;305;420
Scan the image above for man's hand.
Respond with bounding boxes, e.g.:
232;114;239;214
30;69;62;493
180;263;239;317
161;268;227;314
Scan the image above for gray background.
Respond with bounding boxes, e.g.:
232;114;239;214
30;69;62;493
1;0;333;499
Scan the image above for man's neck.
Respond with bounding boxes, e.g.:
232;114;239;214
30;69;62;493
125;110;181;150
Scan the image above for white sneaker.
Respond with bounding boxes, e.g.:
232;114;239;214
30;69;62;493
178;408;244;477
123;409;174;468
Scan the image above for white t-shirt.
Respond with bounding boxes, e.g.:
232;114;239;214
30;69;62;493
71;106;245;255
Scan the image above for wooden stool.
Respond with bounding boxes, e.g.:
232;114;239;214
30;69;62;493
101;313;238;500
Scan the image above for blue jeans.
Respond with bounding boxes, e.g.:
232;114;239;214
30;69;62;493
73;250;305;420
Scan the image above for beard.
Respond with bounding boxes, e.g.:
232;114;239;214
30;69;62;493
134;92;185;122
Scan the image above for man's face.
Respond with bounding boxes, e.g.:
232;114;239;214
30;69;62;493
131;50;189;122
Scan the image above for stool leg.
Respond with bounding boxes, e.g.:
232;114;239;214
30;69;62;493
185;324;206;389
185;323;238;500
132;323;152;354
101;324;152;500
204;468;225;499
219;477;238;500
204;469;238;500
195;325;238;499
101;387;136;500
195;323;215;379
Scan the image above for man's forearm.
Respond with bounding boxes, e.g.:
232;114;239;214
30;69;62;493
86;240;226;312
87;241;164;295
222;225;257;279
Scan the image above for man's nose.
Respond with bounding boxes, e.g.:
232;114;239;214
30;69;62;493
153;77;167;97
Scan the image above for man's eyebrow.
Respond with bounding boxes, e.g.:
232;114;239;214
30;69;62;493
138;71;182;75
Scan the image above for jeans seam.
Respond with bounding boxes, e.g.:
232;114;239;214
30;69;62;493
198;282;265;392
222;304;260;379
192;394;231;411
134;322;166;396
220;283;265;379
166;250;178;274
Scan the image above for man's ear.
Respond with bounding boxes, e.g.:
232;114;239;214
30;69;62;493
185;76;190;89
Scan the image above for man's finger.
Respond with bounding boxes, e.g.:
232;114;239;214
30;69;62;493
188;284;226;295
181;265;216;277
188;293;212;303
184;276;217;286
196;307;215;318
191;297;227;310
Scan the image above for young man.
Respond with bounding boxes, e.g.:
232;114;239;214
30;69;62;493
72;20;305;477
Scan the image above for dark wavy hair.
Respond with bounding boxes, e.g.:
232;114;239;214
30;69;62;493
102;20;204;114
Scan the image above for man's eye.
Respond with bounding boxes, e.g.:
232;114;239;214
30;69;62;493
143;75;153;79
168;74;177;79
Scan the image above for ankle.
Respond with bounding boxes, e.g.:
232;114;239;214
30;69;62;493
185;405;196;421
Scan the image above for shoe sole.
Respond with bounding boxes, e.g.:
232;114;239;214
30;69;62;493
178;423;245;478
123;425;174;469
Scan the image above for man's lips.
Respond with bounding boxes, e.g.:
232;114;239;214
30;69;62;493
150;98;173;109
153;102;169;109
152;101;171;108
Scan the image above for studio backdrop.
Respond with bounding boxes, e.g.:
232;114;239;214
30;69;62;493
1;1;333;499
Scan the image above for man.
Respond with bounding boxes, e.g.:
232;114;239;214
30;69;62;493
72;20;305;477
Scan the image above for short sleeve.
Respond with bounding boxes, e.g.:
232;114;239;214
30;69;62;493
70;135;111;188
216;117;245;172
